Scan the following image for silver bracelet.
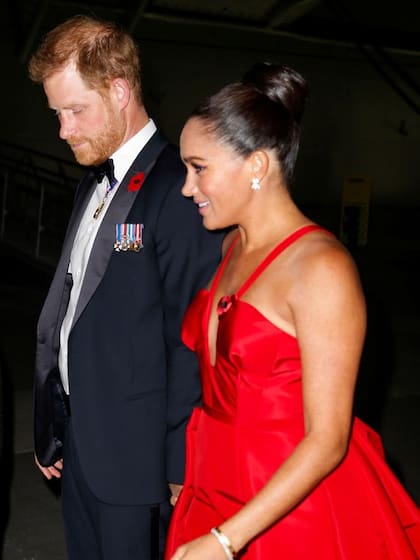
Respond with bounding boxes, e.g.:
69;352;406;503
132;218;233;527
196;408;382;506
210;526;237;559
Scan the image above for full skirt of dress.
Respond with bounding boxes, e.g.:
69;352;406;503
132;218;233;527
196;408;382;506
165;408;420;559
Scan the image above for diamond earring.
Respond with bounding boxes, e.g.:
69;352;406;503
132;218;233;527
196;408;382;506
251;177;261;191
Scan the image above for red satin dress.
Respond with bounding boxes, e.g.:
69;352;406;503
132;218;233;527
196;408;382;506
165;225;420;559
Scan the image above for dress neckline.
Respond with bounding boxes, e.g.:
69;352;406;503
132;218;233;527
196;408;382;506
210;224;326;303
205;224;327;367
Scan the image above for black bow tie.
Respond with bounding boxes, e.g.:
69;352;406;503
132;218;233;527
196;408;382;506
91;159;116;186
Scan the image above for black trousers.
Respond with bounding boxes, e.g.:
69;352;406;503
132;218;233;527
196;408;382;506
62;419;171;560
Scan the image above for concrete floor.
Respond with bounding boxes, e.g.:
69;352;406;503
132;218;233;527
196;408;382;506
0;235;419;559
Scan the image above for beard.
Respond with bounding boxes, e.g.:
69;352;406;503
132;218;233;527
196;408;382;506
68;101;126;167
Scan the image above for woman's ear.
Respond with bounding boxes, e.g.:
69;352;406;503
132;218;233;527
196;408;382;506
250;150;270;180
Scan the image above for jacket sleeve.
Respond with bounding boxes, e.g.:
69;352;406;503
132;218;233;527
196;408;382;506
153;165;224;484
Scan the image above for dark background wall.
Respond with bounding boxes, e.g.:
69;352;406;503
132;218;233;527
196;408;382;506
1;2;420;213
0;1;419;557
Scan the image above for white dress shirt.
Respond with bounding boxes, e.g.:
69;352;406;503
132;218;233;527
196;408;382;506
58;119;157;393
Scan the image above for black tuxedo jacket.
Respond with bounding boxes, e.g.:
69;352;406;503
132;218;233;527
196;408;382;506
33;131;224;504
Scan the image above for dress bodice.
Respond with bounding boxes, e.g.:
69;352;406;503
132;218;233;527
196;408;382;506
183;290;303;429
182;225;324;429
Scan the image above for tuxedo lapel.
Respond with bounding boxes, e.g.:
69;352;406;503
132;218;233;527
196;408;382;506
35;173;97;381
71;132;168;328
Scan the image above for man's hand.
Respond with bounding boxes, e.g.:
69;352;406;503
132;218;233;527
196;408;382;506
168;483;183;506
35;454;63;479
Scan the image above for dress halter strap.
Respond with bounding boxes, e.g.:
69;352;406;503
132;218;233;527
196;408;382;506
236;224;326;298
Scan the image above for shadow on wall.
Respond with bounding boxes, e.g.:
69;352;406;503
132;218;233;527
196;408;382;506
352;243;396;435
354;286;395;432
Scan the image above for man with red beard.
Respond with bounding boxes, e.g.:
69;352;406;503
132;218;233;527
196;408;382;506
28;15;223;560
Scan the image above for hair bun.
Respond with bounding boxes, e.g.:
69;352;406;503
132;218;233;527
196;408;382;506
242;62;308;123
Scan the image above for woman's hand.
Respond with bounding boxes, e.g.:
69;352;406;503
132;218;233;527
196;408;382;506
170;532;230;560
168;483;183;506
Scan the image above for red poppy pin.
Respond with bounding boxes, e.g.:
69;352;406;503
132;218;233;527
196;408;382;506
128;172;145;192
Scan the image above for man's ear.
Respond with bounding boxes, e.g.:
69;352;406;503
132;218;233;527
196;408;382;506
110;78;131;110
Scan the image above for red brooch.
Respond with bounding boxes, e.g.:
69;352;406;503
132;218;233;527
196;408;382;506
217;295;235;317
128;172;145;192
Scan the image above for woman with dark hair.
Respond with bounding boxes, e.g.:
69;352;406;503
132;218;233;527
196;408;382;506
165;63;420;560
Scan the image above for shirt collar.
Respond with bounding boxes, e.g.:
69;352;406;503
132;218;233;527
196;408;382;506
111;119;157;183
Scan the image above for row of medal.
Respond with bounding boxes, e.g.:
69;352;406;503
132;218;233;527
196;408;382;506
114;223;144;252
